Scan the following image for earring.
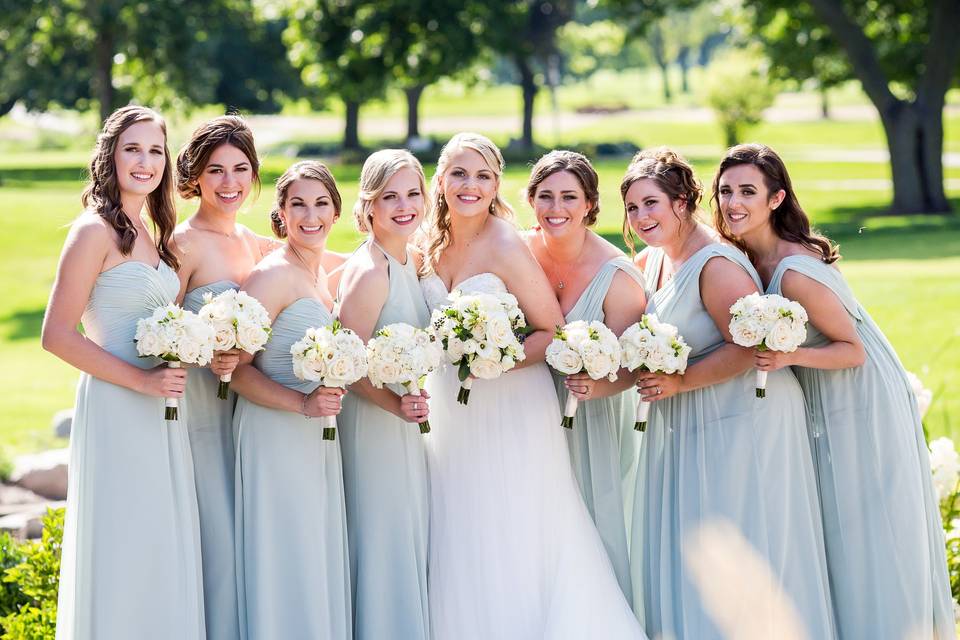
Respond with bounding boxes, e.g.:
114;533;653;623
489;201;495;214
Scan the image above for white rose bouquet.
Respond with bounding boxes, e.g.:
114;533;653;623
546;321;621;429
619;314;691;432
135;303;215;420
728;293;808;398
366;322;444;434
429;289;530;405
290;320;368;440
197;289;272;399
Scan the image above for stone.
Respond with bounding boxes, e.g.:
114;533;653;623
52;408;73;439
10;449;69;501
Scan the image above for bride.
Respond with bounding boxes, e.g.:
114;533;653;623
419;133;645;639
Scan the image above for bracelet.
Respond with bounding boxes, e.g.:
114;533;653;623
300;392;309;418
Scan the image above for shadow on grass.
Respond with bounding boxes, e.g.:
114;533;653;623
0;308;44;341
0;166;88;184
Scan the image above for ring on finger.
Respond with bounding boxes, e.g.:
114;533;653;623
656;386;662;395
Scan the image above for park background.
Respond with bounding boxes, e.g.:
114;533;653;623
1;4;959;477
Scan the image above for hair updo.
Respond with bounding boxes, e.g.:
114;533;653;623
525;149;601;226
269;161;342;239
619;147;702;253
176;115;260;200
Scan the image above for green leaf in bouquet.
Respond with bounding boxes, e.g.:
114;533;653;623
457;359;471;382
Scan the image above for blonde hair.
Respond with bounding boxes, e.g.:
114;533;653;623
353;149;428;233
420;132;514;275
269;161;342;238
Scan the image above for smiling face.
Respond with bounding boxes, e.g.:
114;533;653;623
370;167;424;241
279;178;337;250
531;170;592;239
624;178;688;248
440;147;498;219
196;143;253;215
717;164;785;238
113;120;167;197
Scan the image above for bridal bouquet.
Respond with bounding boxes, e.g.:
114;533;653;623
728;293;808;398
290;320;368;440
546;321;621;429
135;304;215;420
366;322;445;434
429;289;529;405
619;314;692;432
197;289;272;399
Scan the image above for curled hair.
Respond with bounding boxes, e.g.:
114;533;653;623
710;143;839;264
269;161;342;239
81;105;179;270
420;132;514;276
353;149;428;234
525;150;600;226
619;147;702;254
176;115;261;200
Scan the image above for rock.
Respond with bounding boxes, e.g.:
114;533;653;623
10;449;69;501
52;408;73;439
0;484;47;509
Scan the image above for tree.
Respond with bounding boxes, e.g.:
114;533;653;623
703;49;778;147
0;0;293;122
285;0;395;150
746;0;960;214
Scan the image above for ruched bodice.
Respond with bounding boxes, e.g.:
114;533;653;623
255;298;332;392
82;260;179;367
182;280;239;313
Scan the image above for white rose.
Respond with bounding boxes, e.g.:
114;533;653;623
730;317;765;347
236;322;269;352
486;315;514;349
462;339;479;355
765;317;804;352
548;345;583;375
136;328;164;357
326;353;358;385
374;359;403;386
470;357;503;379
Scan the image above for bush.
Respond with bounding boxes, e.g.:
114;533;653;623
0;509;63;639
703;49;778;148
0;535;27;620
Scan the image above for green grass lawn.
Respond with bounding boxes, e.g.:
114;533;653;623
1;97;959;454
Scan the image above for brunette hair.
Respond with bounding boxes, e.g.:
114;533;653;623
81;105;179;269
175;115;261;199
353;149;428;233
525;150;600;226
619;147;702;254
711;143;839;264
421;132;514;276
269;161;342;239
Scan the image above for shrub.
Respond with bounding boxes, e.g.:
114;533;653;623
0;509;63;639
703;49;778;148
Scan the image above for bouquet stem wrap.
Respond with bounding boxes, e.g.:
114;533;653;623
407;383;431;434
562;394;578;429
321;384;338;441
217;372;232;400
635;398;651;432
755;370;768;398
165;361;182;420
457;378;473;406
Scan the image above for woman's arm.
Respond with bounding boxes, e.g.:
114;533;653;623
41;217;187;398
755;269;865;372
636;256;757;400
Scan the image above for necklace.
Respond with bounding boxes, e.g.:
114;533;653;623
541;231;585;291
288;244;321;287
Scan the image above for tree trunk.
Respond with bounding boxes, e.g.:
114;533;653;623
649;26;671;103
94;27;115;123
343;99;361;150
819;84;830;119
516;56;538;150
678;46;690;94
405;85;425;141
881;101;950;213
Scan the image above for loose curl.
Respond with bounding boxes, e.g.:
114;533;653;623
710;143;840;264
176;115;261;200
420;132;514;276
353;149;428;234
525;150;600;226
620;147;702;254
269;161;342;239
81;105;179;270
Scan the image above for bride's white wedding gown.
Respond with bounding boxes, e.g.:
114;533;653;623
421;273;645;640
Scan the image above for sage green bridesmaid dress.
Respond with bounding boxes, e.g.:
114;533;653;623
233;298;350;640
338;241;431;640
631;245;835;640
551;256;643;605
182;280;240;640
56;260;205;640
768;255;953;640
